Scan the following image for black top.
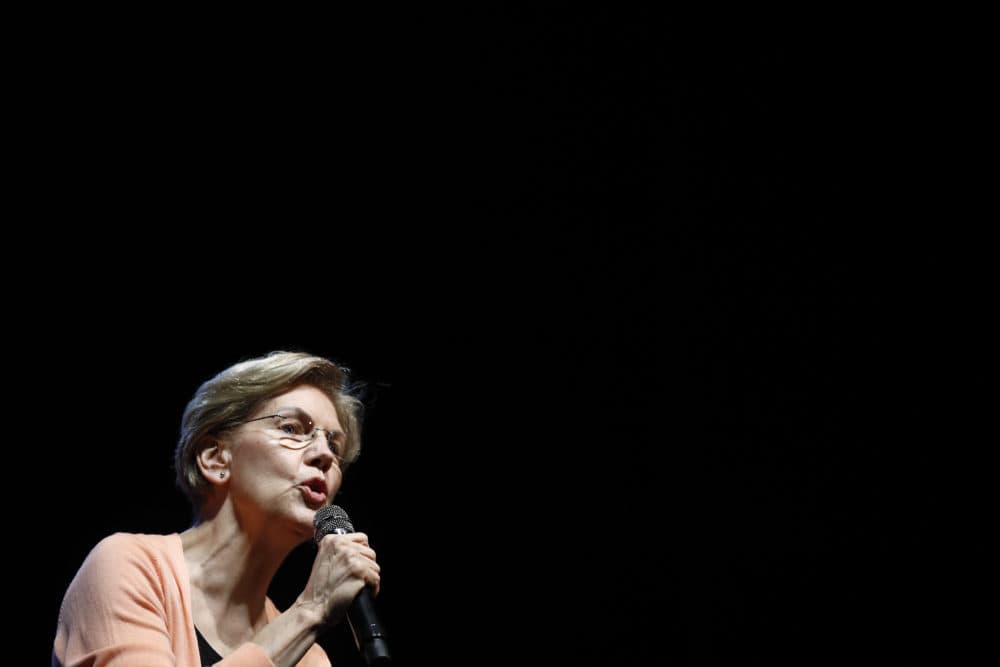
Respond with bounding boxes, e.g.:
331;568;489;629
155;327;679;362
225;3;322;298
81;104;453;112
195;626;223;666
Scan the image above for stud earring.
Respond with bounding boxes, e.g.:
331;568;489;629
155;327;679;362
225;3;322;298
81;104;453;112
220;471;227;480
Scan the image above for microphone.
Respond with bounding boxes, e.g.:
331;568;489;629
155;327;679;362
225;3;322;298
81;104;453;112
314;505;391;665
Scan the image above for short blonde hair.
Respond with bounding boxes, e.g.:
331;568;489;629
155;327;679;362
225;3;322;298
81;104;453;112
174;351;364;511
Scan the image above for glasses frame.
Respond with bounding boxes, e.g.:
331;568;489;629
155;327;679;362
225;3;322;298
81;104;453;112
237;412;346;466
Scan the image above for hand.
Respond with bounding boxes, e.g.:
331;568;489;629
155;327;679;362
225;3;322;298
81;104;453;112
295;532;381;626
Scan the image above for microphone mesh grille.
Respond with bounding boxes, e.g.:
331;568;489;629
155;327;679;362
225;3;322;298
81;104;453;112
314;504;354;541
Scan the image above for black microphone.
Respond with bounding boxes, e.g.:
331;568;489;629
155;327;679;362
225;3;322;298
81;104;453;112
314;505;391;665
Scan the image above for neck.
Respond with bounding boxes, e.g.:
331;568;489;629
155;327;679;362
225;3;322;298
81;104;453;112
181;500;304;645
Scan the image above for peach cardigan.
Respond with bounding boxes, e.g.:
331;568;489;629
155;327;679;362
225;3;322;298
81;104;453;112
53;532;330;666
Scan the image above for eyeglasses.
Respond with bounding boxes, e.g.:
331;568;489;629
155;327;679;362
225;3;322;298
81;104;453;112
237;409;346;466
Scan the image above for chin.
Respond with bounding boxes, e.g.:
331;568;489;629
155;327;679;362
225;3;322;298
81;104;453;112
292;506;319;539
263;502;317;544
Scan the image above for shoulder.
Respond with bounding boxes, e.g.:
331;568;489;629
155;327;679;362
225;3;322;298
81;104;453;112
85;532;178;570
74;532;182;595
91;531;178;554
54;533;190;664
58;533;179;627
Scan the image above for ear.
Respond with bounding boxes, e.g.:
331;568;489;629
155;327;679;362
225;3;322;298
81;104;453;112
196;437;232;487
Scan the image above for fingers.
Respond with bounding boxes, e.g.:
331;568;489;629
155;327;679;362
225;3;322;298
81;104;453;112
319;531;370;549
350;545;380;595
318;532;381;594
318;533;376;562
349;540;380;597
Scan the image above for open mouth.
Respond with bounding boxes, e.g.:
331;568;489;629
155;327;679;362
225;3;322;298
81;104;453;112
299;480;328;506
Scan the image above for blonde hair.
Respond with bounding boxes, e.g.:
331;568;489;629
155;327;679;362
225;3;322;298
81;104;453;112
174;351;363;511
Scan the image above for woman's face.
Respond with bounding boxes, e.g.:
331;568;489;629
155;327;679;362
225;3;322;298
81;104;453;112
227;384;345;540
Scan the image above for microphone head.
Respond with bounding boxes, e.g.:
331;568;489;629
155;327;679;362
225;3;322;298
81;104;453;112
314;504;354;542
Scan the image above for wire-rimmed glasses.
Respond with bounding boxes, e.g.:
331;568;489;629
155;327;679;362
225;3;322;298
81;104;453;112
237;408;346;466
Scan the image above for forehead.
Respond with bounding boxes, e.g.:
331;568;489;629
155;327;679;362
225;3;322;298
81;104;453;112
261;385;341;428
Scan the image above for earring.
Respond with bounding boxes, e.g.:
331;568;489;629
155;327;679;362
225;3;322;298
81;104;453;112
220;471;227;480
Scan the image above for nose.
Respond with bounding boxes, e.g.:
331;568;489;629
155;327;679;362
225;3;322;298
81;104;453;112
304;431;335;474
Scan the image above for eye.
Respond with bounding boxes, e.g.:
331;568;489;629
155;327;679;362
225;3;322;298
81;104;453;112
326;433;346;461
277;417;307;436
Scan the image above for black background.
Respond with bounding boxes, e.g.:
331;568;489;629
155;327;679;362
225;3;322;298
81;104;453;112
18;12;935;667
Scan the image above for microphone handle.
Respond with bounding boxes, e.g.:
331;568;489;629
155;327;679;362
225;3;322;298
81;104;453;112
330;527;391;665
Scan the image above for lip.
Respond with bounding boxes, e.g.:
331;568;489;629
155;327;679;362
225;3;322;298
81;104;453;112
299;477;329;507
299;486;327;507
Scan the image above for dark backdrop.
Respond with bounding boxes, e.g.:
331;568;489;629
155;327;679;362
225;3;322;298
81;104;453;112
18;13;930;667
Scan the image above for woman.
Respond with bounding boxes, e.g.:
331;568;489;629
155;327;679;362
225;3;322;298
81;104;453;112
53;351;382;666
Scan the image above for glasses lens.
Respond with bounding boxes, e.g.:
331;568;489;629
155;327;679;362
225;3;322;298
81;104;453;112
274;414;314;449
268;413;343;463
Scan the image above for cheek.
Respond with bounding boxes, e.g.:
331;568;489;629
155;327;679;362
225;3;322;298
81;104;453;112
233;440;296;477
327;469;344;495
